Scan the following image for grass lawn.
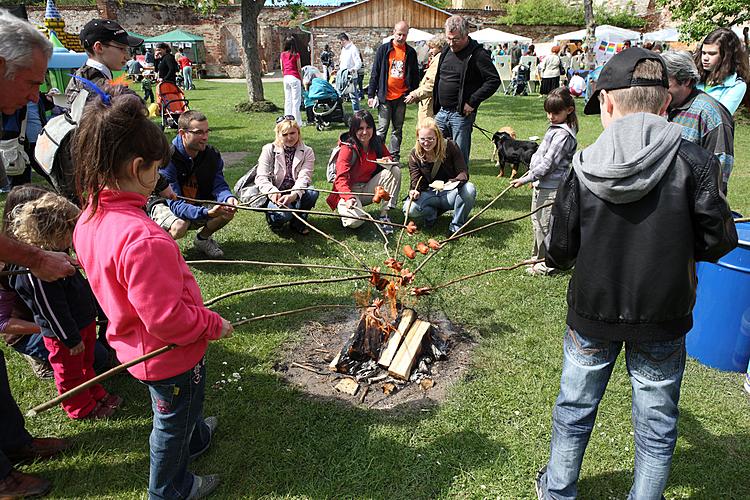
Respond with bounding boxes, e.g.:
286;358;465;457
4;80;750;499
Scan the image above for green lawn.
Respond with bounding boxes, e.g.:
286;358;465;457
5;81;750;499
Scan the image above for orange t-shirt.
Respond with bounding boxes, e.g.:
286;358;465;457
386;43;408;101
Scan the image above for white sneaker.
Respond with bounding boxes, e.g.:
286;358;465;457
193;235;224;258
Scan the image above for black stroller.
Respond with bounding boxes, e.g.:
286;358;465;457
505;63;530;96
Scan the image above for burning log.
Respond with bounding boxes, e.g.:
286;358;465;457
329;305;387;373
378;308;416;368
388;319;432;380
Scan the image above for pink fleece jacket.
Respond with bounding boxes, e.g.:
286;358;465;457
73;190;223;381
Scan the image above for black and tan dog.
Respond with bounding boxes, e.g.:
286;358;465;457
492;127;539;179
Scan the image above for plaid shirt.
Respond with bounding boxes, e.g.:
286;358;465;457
668;89;734;188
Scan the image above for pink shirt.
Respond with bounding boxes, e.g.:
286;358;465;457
281;51;301;80
73;190;223;381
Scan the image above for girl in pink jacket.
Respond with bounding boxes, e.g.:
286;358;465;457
73;87;233;500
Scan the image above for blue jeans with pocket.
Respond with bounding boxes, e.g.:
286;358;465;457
266;189;319;231
539;327;685;500
143;357;213;499
404;182;477;233
435;107;477;168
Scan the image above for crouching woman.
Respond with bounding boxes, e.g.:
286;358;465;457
404;118;476;236
256;116;319;235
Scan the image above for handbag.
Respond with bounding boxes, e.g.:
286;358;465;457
233;164;267;208
0;116;28;176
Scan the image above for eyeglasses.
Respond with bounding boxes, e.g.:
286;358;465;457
183;128;211;135
276;115;296;124
103;43;129;52
418;136;436;143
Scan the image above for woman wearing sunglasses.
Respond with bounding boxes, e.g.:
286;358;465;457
255;116;318;235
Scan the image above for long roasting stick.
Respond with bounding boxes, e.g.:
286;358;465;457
186;259;399;277
287;212;372;271
414;258;544;295
26;303;352;417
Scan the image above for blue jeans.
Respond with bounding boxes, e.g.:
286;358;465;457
143;358;212;499
435;107;477;168
182;66;193;90
539;328;685;500
266;189;319;231
404;182;477;233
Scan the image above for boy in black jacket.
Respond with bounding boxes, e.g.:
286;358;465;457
535;48;737;499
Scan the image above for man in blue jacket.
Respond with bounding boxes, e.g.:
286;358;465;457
149;110;238;258
367;20;419;162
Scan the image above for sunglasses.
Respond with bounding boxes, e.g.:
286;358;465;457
276;115;296;124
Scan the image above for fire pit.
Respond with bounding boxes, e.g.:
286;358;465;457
274;307;475;410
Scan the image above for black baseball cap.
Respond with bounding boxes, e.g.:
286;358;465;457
583;47;669;115
80;19;143;49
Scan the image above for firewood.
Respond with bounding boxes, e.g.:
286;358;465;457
382;382;397;395
335;378;359;395
378;308;416;368
388;319;432;380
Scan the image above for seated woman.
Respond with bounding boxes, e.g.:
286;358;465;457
404;118;476;236
325;110;401;234
256;116;319;235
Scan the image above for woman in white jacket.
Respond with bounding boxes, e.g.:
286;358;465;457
538;45;563;95
255;117;318;234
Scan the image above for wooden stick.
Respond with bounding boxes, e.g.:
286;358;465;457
735;217;750;223
186;259;397;276
290;361;329;375
395;195;415;260
176;195;410;229
439;202;554;244
27;303;351;416
419;258;543;294
289;212;372;272
204;274;372;307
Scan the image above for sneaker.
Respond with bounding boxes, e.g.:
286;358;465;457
0;469;52;498
23;354;54;379
101;393;124;409
744;373;750;396
187;474;220;500
378;215;394;236
78;400;116;420
535;466;547;499
193;235;224;258
526;262;556;276
190;416;218;460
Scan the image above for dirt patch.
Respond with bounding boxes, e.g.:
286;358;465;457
273;309;476;410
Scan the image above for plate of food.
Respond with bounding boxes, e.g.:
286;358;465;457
374;158;399;167
429;180;460;192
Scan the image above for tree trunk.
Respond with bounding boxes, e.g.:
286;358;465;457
241;0;265;103
583;0;596;52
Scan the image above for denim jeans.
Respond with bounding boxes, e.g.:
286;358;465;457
143;358;212;499
377;97;407;161
539;328;685;500
266;189;319;231
0;352;33;479
404;182;477;233
435;107;477;168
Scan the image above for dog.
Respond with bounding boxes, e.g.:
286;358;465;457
492;128;539;179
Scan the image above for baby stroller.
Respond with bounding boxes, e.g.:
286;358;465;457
505;63;530;96
307;77;349;131
156;81;189;130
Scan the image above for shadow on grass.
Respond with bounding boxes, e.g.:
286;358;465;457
576;408;750;499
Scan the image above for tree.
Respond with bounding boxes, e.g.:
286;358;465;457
583;0;595;57
659;0;749;41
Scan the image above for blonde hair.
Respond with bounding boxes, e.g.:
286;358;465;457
427;35;447;51
274;119;302;147
10;193;80;250
414;117;446;165
605;59;669;114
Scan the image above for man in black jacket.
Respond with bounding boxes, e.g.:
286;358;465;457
155;42;178;84
367;20;419;162
433;15;499;168
535;48;737;500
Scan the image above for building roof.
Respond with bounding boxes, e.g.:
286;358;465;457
302;0;453;27
145;29;204;43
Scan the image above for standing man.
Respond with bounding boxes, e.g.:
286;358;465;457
510;40;522;68
337;32;362;111
65;18;143;105
535;48;737;499
0;9;77;498
155;42;178;83
433;15;500;167
368;20;419;162
149;110;238;258
662;50;735;194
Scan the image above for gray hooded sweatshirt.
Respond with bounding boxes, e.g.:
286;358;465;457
572;112;684;204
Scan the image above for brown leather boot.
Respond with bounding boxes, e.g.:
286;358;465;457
5;438;71;464
0;469;51;498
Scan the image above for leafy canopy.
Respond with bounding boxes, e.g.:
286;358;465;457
658;0;749;40
498;0;646;29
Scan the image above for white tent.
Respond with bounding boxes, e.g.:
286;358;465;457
643;28;680;42
471;28;531;45
382;28;435;43
554;25;640;43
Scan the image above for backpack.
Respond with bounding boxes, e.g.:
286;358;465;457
0;115;28;176
233;164;268;208
326;141;384;183
320;51;332;67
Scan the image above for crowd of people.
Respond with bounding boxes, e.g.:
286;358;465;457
0;6;747;500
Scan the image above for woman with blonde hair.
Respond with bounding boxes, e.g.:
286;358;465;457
255;116;318;234
405;36;448;121
404;118;476;236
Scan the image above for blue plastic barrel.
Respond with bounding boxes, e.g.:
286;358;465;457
686;220;750;371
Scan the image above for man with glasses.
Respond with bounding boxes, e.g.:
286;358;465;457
149;110;239;258
432;15;500;168
65;19;143;105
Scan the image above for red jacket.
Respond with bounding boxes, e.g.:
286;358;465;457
326;137;390;209
73;190;223;381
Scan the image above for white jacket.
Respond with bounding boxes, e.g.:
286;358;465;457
339;42;362;72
